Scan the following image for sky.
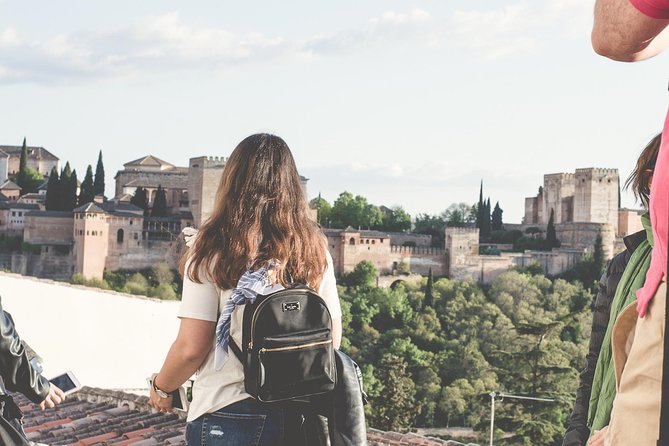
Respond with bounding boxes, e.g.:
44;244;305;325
1;0;669;223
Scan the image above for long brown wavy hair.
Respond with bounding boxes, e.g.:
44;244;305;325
624;132;661;208
182;133;327;290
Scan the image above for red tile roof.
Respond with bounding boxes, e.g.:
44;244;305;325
14;388;478;446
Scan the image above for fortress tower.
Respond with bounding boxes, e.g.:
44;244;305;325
523;167;619;233
573;168;619;234
543;173;575;225
188;156;227;227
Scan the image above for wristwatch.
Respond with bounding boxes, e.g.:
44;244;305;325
151;376;171;399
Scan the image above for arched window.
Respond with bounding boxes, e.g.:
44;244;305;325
117;228;124;244
349;237;355;245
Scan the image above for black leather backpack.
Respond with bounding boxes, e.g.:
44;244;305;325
229;284;337;403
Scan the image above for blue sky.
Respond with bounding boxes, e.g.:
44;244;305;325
1;0;668;223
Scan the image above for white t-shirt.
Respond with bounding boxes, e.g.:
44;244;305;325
178;252;341;422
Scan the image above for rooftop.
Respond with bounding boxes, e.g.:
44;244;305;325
15;389;476;446
0;145;59;161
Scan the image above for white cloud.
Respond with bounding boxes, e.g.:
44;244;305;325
0;3;593;84
303;9;438;55
0;11;291;84
448;0;592;59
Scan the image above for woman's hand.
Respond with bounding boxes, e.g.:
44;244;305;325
39;384;65;410
149;374;174;413
587;425;609;446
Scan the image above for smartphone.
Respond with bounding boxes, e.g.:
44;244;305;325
171;386;189;411
49;371;81;396
147;378;189;412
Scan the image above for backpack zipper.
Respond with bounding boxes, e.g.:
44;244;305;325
259;339;332;354
247;288;332;351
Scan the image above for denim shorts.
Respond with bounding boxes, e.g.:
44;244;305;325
186;398;288;446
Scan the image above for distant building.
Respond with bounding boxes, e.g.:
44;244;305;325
524;168;620;234
114;155;190;211
0;180;21;201
0;144;60;180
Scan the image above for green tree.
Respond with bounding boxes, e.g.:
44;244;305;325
131;187;149;212
330;191;383;229
16;137;28;194
151;262;175;285
78;165;95;205
381;206;412;232
492;201;504;231
414;213;446;247
593;233;604;275
424;268;434;308
443;202;474;228
94;150;105;197
45;167;61;211
151;185;168;217
368;353;419;431
309;194;332;226
343;260;377;288
545;208;560;249
59;163;78;211
476;180;484;230
481;198;492;239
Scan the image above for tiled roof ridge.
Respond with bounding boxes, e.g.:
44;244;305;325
73;386;174;417
367;428;479;446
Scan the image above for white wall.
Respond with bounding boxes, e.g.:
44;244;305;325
0;273;181;392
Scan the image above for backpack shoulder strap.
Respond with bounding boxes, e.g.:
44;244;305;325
229;338;244;365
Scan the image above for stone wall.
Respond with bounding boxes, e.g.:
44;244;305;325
24;213;74;245
107;240;180;271
386;232;433;247
618;208;644;237
388;245;447;276
3;251;74;280
556;221;615;260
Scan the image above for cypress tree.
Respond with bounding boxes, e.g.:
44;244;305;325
593;233;604;273
424;267;434;308
131;187;149;212
476;181;484;229
78;165;95;205
151;185;168;217
492;202;503;231
94;150;105;197
481;198;492;239
45;167;61;211
17;137;28;194
545;208;559;250
65;169;78;211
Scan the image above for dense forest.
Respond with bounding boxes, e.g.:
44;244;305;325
340;260;595;446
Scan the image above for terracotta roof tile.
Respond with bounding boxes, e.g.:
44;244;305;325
13;388;477;446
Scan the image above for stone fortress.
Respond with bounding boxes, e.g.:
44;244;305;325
0;142;643;284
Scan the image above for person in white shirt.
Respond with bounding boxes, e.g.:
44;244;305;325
148;133;342;446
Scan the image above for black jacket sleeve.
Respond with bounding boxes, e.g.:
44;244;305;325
0;299;50;404
562;251;629;445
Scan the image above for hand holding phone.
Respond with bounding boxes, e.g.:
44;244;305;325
147;376;189;412
49;371;81;396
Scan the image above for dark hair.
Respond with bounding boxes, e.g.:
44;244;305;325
182;133;326;290
624;133;661;208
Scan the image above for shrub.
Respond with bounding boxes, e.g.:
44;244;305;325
124;282;148;296
86;278;111;290
70;273;86;285
151;283;178;300
152;262;175;285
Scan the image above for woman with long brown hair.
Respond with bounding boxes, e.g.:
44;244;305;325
148;134;342;445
